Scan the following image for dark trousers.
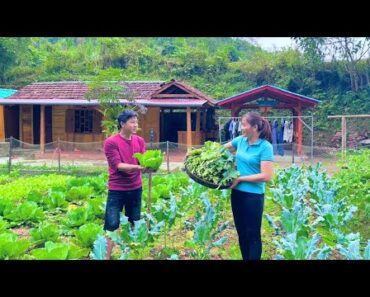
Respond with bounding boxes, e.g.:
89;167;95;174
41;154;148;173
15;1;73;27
104;188;142;231
231;189;264;260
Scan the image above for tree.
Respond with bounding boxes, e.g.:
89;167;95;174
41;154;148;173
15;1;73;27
0;38;33;85
295;37;370;92
85;68;147;136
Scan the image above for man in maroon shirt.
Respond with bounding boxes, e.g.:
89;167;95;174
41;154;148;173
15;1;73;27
103;110;147;259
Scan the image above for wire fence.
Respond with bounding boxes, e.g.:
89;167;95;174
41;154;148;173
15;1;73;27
328;116;370;149
0;136;353;175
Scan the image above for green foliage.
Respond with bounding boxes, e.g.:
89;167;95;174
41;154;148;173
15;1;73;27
335;232;370;260
142;172;190;203
334;150;370;241
0;232;31;260
84;68;147;137
45;188;68;210
1;37;369;144
25;191;43;204
4;201;45;225
106;214;165;259
185;141;239;188
30;222;60;244
75;223;104;248
31;240;89;260
133;150;164;171
66;186;95;202
86;197;105;220
267;163;368;259
31;241;70;260
0;174;70;202
184;192;229;259
0;200;16;216
65;207;89;227
66;174;107;195
67;244;90;260
0;218;9;233
90;235;107;260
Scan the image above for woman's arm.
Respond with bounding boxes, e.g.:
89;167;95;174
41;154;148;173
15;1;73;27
230;161;273;189
224;142;236;153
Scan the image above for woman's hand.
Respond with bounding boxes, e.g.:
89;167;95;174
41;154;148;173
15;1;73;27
230;177;240;189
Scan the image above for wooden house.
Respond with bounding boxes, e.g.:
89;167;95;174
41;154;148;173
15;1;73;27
0;80;217;149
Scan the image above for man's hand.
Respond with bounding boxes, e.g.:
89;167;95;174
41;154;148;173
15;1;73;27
142;167;156;174
117;163;146;173
125;165;144;173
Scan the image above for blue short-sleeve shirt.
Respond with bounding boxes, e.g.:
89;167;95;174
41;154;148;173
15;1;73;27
231;136;274;194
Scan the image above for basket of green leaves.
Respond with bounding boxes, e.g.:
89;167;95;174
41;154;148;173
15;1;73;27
184;141;239;189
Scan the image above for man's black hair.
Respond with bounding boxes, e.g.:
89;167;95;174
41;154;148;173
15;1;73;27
117;110;138;129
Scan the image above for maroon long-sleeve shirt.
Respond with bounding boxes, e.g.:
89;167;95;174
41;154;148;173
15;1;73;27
103;134;146;191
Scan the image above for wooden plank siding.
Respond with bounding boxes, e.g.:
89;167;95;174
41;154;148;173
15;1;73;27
52;106;68;141
137;107;160;143
20;105;33;144
55;106;104;143
18;105;162;145
0;105;5;140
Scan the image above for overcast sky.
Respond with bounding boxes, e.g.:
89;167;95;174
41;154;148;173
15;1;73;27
247;37;296;51
254;37;296;51
250;37;370;60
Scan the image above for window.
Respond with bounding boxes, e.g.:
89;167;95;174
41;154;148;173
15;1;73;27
74;110;93;133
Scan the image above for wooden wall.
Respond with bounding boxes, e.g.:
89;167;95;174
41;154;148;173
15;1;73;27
18;105;161;144
53;106;104;143
20;105;33;143
137;107;160;142
178;131;205;145
52;106;67;142
4;105;20;140
0;105;4;140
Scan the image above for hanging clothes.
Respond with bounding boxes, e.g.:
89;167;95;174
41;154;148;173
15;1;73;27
287;121;293;143
238;119;242;133
233;119;239;138
272;120;278;155
281;119;285;139
283;120;290;143
229;119;236;140
223;119;231;142
277;121;285;156
282;120;293;143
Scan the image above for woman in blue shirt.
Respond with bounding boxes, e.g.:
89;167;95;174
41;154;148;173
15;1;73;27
224;112;274;260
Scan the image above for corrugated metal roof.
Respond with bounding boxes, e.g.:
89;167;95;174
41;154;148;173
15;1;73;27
0;88;17;98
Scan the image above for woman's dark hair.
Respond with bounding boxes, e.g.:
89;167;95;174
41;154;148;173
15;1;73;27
117;110;138;129
242;112;272;143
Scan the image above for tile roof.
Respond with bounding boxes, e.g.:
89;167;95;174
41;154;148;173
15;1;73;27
7;81;165;100
0;98;207;107
217;85;320;108
5;80;215;107
153;80;216;104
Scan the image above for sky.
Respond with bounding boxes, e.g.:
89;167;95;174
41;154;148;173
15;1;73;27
247;37;296;51
239;37;370;61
